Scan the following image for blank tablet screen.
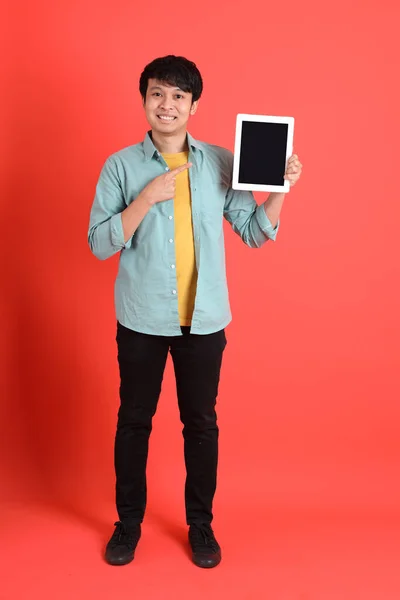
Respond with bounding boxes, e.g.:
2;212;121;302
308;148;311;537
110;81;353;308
238;121;288;186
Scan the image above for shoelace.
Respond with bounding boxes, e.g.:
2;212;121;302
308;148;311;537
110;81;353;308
111;521;140;548
190;524;219;553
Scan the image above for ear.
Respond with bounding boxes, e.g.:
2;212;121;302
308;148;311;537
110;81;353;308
190;100;199;116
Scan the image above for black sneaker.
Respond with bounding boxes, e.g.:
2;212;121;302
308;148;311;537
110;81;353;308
188;523;221;568
105;521;141;566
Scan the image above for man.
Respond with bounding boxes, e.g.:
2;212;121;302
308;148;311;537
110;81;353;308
88;55;302;569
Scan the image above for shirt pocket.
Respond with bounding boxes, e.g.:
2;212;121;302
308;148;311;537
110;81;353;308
201;181;227;218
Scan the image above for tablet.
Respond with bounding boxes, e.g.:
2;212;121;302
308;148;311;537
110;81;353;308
232;114;295;193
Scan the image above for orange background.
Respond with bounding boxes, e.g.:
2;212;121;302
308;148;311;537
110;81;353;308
2;0;400;598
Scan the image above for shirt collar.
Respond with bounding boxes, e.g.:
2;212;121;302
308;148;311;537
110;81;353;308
143;130;202;161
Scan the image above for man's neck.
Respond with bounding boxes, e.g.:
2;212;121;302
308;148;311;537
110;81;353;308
150;129;189;154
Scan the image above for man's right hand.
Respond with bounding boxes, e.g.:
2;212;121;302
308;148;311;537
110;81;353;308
141;162;193;206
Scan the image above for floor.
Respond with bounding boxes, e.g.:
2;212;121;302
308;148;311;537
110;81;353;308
2;499;400;600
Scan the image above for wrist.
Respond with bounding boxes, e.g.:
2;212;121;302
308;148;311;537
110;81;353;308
137;190;155;209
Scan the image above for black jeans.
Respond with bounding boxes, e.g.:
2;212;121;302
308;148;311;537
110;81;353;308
114;322;227;526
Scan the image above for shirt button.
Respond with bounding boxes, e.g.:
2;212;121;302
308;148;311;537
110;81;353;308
168;215;173;220
165;167;169;171
169;238;173;243
171;264;175;269
172;289;177;295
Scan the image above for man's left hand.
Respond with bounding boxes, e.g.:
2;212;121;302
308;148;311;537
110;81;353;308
284;154;303;187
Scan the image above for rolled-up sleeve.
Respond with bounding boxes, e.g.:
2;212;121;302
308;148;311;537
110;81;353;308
222;150;279;248
255;202;279;242
88;156;132;260
223;187;279;248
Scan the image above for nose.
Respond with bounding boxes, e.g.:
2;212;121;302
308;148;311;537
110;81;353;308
160;96;174;110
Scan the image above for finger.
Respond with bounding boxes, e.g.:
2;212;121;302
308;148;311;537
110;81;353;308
169;162;193;176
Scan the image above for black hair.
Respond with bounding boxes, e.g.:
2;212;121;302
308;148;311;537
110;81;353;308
139;55;203;103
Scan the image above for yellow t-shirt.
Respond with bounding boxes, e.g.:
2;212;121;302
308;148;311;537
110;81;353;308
162;151;198;326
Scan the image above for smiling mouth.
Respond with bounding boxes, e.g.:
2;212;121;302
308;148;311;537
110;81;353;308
157;115;177;122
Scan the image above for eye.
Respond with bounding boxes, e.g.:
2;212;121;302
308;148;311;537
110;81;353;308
153;92;161;97
175;94;183;99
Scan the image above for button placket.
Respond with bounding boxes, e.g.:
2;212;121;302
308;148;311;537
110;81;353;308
150;150;178;307
167;198;177;300
188;157;201;259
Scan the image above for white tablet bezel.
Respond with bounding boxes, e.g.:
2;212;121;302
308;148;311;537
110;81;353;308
232;113;295;193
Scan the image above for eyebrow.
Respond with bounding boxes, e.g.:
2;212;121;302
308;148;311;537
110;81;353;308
149;85;184;92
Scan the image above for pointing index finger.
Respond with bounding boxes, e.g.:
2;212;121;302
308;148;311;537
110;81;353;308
169;162;193;177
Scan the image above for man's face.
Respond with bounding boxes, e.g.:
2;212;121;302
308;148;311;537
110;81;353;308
143;78;198;136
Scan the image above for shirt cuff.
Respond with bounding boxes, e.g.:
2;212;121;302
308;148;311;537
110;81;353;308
256;203;279;241
110;213;133;250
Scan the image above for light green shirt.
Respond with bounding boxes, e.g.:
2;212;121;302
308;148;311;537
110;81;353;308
88;131;279;335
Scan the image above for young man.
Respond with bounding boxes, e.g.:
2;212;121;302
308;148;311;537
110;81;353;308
88;55;302;569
